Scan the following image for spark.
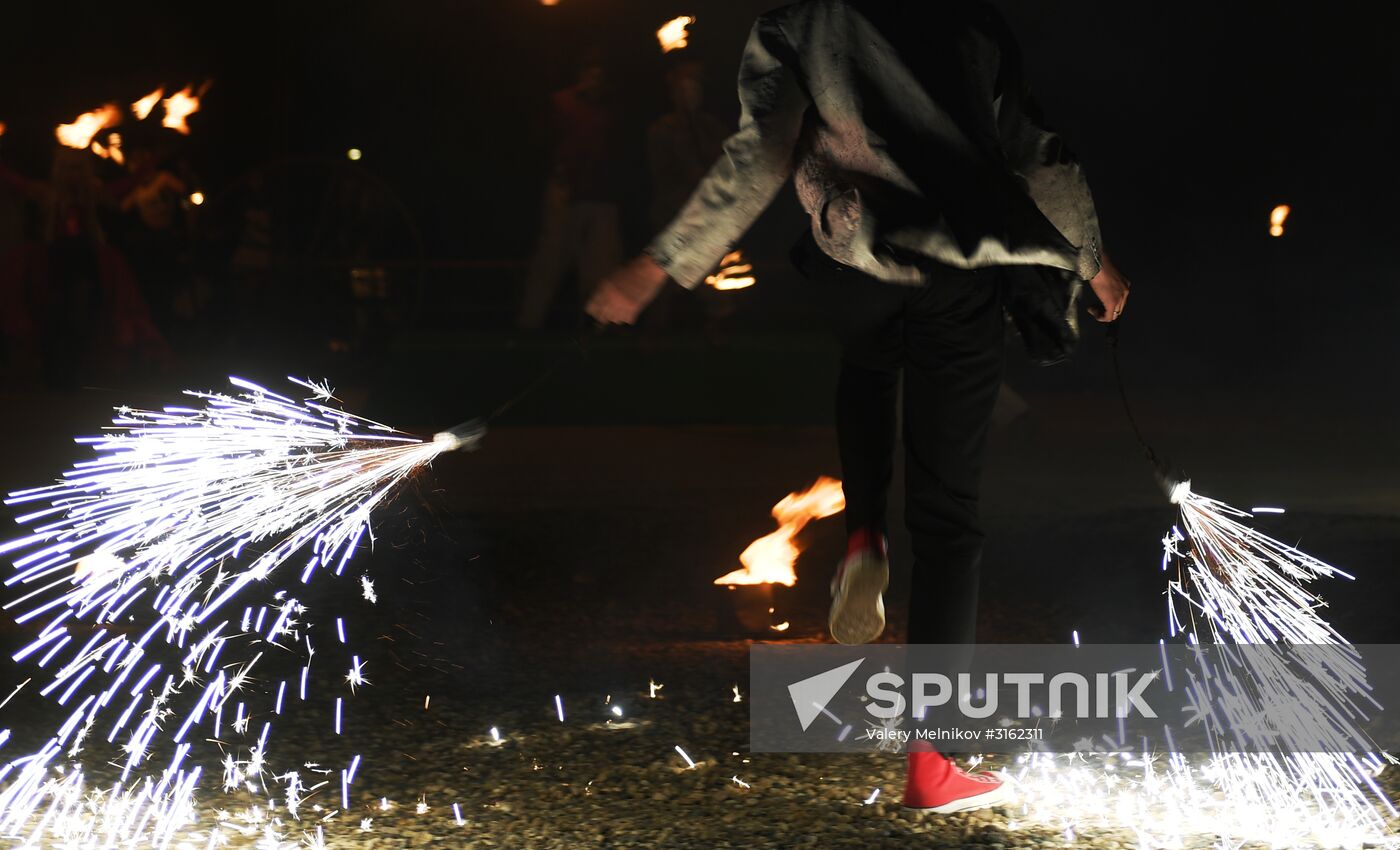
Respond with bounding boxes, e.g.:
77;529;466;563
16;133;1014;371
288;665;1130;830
731;776;750;789
1269;204;1291;237
731;684;742;703
415;797;429;815
648;679;663;699
554;694;565;722
452;801;464;825
344;657;367;693
674;745;697;770
488;726;501;744
863;787;881;805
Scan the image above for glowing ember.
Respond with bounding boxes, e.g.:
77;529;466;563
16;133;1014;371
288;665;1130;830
161;83;207;135
704;250;756;291
189;191;205;206
55;104;121;149
1269;204;1291;237
714;477;845;587
132;86;164;120
657;16;695;53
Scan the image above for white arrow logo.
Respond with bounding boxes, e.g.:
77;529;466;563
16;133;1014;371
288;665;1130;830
788;658;864;731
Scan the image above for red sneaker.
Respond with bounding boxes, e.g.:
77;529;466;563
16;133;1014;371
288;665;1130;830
901;750;1009;814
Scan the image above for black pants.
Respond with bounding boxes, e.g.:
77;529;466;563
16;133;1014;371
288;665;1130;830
799;240;1004;646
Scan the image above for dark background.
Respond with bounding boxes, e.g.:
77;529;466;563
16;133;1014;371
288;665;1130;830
3;0;1397;411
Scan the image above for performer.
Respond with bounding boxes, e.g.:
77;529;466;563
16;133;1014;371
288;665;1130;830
588;0;1132;814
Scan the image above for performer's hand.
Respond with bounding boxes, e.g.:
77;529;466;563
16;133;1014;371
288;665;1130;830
586;255;669;325
1088;248;1131;323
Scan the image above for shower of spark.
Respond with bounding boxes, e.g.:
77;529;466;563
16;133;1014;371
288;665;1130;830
0;376;461;847
1011;481;1397;847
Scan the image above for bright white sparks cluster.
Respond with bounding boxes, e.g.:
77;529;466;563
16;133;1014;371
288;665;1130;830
1013;482;1396;848
0;377;452;847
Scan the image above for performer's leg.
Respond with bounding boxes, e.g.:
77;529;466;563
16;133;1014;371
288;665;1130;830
799;249;904;644
900;266;1004;647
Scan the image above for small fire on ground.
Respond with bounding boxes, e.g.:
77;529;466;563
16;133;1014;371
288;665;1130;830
714;477;845;588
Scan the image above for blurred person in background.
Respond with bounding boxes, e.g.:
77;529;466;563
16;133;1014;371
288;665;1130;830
0;147;167;388
516;53;624;330
643;59;735;342
588;0;1131;815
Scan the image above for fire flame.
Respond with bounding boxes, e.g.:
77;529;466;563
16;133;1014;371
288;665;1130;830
704;250;756;291
55;104;121;149
1269;204;1290;237
132;87;164;120
162;83;207;135
90;132;124;165
714;477;845;587
657;16;695;53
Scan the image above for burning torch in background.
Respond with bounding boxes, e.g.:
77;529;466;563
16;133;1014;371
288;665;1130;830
657;16;695;53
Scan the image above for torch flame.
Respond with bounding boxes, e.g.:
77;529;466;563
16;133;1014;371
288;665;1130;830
657;16;695;53
90;132;125;165
714;477;845;587
55;104;121;149
132;87;164;120
1269;204;1290;238
162;83;207;135
704;250;756;291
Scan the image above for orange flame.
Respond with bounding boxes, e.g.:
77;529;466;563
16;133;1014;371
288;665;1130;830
714;477;845;587
55;104;122;149
90;132;125;165
705;250;756;291
132;87;164;120
657;16;694;53
1269;204;1290;238
162;83;207;135
0;121;7;137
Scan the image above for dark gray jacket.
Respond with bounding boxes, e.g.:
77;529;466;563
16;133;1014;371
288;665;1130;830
646;0;1102;362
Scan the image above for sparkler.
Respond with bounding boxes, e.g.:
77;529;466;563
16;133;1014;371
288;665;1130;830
1003;325;1398;846
0;376;482;846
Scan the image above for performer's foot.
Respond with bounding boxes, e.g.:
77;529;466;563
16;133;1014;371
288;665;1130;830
828;529;888;645
901;750;1009;814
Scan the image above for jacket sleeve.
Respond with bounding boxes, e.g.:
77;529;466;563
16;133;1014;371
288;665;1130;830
993;22;1103;281
645;14;809;289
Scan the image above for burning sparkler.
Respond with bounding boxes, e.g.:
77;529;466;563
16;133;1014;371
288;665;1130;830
704;250;757;291
0;377;481;846
657;16;695;53
1007;326;1399;846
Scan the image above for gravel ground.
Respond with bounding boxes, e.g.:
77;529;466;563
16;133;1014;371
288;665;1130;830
3;413;1398;848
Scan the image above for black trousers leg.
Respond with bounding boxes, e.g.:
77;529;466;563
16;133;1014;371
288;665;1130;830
803;254;905;538
901;268;1004;646
800;239;1004;646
